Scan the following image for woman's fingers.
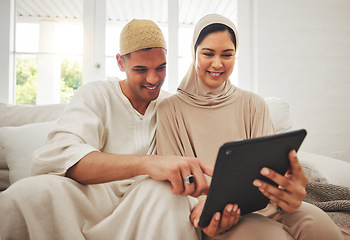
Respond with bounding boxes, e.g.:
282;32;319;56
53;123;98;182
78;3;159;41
288;150;308;186
203;212;221;237
200;204;241;237
252;150;308;213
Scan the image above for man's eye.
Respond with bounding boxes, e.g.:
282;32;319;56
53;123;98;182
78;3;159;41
134;69;146;72
156;66;166;71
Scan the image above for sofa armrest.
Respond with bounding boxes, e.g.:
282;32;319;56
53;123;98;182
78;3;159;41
0;103;65;127
298;151;350;188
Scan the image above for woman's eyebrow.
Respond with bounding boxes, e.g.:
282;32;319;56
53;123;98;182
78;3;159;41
201;48;235;52
223;49;235;52
201;48;214;52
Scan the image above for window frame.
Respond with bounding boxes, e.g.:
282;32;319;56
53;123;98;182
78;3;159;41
0;0;252;104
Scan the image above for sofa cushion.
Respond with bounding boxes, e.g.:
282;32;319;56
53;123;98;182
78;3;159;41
0;141;10;190
264;97;293;133
0;147;7;169
0;168;10;191
0;103;65;189
0;121;56;184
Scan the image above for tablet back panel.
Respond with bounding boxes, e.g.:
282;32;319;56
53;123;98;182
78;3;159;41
198;129;307;228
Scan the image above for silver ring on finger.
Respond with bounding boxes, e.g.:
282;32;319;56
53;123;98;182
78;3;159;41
184;175;194;184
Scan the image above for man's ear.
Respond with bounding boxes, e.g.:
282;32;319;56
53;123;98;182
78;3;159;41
116;54;125;71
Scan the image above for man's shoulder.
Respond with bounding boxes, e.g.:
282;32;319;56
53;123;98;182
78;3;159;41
73;80;118;98
67;80;120;110
81;79;116;90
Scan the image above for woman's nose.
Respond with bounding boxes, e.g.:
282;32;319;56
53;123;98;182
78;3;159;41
212;56;223;69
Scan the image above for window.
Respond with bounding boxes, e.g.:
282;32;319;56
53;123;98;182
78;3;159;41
105;0;238;93
1;0;239;104
14;0;83;105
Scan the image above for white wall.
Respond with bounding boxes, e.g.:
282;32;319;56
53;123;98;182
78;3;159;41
252;0;350;162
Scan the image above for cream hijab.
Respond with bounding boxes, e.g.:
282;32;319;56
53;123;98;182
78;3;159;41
177;14;239;107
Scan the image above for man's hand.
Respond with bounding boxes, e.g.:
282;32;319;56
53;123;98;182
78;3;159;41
144;156;214;197
253;150;308;213
190;199;240;237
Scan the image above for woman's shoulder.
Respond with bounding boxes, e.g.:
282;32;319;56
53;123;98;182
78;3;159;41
157;92;187;114
158;93;177;108
157;89;172;102
235;88;266;105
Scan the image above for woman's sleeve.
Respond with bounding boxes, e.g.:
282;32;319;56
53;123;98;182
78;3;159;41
156;99;186;156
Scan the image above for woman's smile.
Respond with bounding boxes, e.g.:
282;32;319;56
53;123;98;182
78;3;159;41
207;71;224;78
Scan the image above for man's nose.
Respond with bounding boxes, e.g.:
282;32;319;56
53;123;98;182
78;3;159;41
146;71;159;84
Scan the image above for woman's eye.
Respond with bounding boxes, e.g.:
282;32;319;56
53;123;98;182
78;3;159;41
203;53;214;57
222;54;233;58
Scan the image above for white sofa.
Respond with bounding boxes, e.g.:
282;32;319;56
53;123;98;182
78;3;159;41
0;103;65;189
1;97;350;189
0;97;349;236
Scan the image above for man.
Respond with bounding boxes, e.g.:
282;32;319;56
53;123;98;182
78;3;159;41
0;19;212;240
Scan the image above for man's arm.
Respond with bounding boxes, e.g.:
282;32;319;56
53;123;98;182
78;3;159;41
66;151;147;184
66;151;214;198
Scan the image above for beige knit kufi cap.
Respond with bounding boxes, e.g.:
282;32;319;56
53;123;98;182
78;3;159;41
120;19;167;56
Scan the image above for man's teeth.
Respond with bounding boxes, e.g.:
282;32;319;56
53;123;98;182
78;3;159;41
145;85;157;90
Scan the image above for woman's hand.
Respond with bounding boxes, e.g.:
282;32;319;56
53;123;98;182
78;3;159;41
253;150;308;213
190;198;240;237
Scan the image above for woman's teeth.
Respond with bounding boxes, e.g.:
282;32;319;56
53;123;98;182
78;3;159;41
209;71;222;77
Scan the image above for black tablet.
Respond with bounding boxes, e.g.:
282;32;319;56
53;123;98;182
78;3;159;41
198;129;307;228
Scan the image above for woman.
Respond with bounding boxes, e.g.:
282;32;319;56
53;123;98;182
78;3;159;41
156;14;342;239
